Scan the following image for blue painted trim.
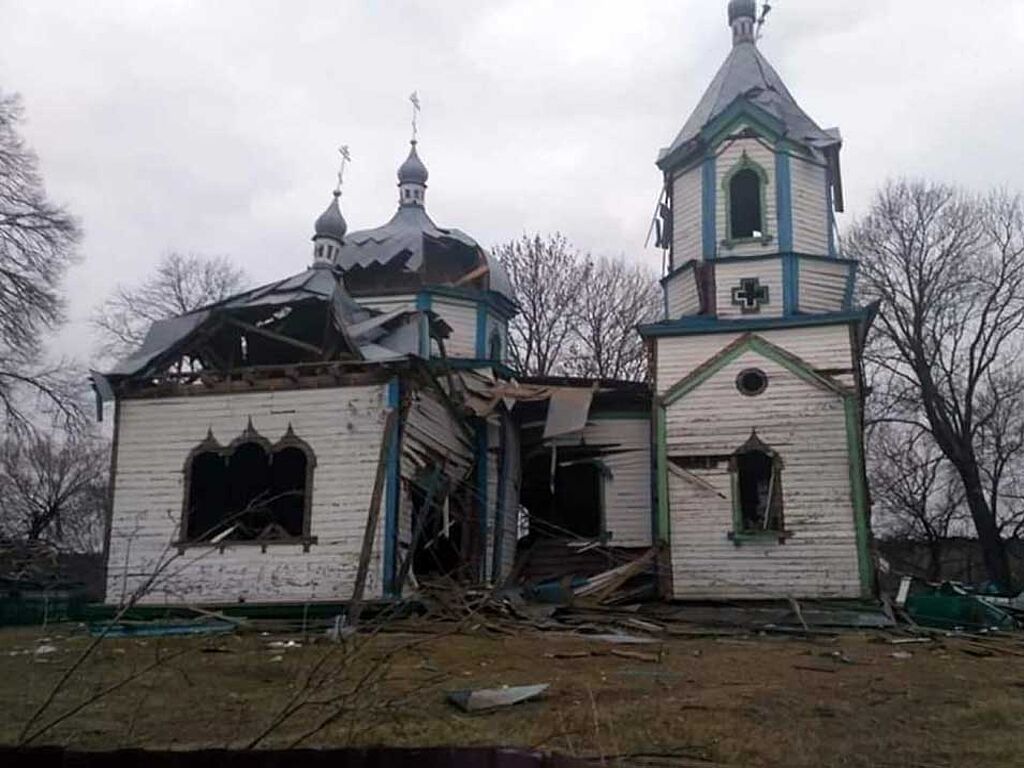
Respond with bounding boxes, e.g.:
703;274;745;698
660;259;699;286
844;261;859;310
827;183;837;257
638;307;875;338
775;151;793;253
475;420;489;581
475;302;488;359
415;292;432;359
701;155;717;259
383;377;402;596
370;285;517;319
783;253;798;316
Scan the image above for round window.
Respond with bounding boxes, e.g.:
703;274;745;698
736;368;768;397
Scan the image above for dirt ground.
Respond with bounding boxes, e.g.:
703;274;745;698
0;620;1022;767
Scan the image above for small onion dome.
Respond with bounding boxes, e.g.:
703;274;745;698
314;190;347;243
397;141;429;186
728;0;757;24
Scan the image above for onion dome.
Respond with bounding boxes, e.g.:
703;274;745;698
314;190;347;244
398;141;429;186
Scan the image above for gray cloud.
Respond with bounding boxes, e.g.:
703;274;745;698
1;0;1022;361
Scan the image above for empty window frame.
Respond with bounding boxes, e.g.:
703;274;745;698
181;423;316;547
723;153;768;242
730;435;784;536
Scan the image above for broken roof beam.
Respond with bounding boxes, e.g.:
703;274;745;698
223;316;324;358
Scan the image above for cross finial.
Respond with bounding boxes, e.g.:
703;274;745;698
409;91;421;142
334;145;351;195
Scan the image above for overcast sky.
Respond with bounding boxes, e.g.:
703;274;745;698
2;0;1023;360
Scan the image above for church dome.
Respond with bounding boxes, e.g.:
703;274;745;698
397;141;429;185
728;0;757;24
314;191;347;243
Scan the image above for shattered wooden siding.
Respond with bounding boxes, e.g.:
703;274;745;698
547;419;653;547
431;297;478;359
791;156;830;255
672;164;702;267
105;386;391;606
716;138;777;258
656;324;855;392
663;348;861;599
715;258;784;319
664;266;700;319
798;257;850;314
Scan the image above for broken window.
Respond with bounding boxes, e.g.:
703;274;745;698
521;449;606;540
489;329;503;362
729;168;763;240
181;424;315;545
731;433;784;534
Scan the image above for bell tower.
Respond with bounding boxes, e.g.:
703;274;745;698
640;2;876;602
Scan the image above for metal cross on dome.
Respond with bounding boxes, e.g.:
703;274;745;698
732;277;770;314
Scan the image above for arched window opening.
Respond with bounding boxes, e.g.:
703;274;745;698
181;425;316;546
733;443;784;534
729;168;763;240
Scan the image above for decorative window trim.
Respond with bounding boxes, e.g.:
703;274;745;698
721;151;772;248
726;431;790;544
178;421;317;550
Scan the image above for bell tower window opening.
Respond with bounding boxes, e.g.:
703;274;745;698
730;169;763;239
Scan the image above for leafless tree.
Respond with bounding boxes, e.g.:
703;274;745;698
848;180;1024;589
93;251;248;360
495;233;590;376
564;255;661;382
0;430;109;552
869;422;967;580
0;91;83;431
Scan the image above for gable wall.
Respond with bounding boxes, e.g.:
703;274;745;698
106;385;391;606
655;324;855;394
663;350;861;599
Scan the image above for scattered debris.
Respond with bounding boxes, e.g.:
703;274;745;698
89;620;237;638
34;644;57;656
447;684;549;713
891;652;913;660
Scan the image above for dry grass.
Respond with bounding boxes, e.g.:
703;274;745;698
1;623;1023;767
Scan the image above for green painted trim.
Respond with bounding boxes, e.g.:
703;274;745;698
729;464;742;534
721;151;771;246
655;403;670;544
587;411;652;421
844;396;875;597
662;334;849;408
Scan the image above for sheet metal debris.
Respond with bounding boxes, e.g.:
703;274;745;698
446;684;550;713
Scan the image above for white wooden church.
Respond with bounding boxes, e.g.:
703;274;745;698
95;0;875;607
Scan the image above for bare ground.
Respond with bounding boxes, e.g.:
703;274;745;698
1;622;1023;767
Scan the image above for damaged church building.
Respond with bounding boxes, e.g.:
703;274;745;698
94;0;876;608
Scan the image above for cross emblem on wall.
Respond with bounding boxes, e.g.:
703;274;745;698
731;277;770;314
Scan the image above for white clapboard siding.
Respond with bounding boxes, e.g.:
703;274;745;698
798;257;851;313
106;385;391;606
672;164;703;266
791;155;830;255
715;257;784;319
665;266;701;319
715;138;777;258
664;350;861;599
432;297;479;358
656;324;855;394
547;419;653;547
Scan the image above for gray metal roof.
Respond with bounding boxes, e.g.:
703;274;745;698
314;191;347;243
398;141;429;185
334;204;514;301
659;40;836;167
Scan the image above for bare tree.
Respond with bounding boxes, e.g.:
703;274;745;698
564;255;661;382
0;91;82;431
848;180;1024;589
495;233;590;376
0;431;108;552
93;251;248;359
869;423;967;581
